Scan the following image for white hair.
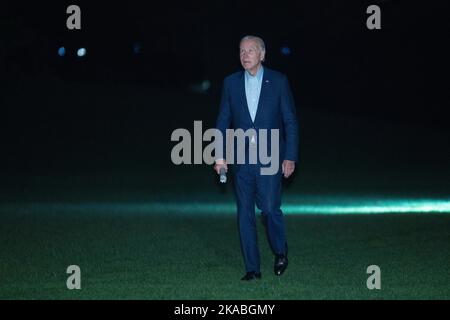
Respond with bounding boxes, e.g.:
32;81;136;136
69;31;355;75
240;35;266;52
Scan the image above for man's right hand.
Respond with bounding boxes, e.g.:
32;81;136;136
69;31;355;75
214;159;228;175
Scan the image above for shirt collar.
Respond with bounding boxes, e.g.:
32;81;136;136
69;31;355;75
245;65;264;82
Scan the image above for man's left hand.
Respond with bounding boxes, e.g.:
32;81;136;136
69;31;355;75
282;160;295;178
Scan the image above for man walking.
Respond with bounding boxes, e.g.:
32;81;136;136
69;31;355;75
214;35;299;280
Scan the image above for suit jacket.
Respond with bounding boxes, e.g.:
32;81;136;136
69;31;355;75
216;67;299;167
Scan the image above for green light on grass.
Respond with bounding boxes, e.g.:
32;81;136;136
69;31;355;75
150;199;450;214
2;197;450;215
282;201;450;214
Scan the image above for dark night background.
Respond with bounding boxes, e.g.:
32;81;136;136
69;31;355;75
1;0;450;300
1;0;449;201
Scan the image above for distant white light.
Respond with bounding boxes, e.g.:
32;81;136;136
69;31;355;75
77;48;87;57
201;80;211;91
189;80;211;94
58;47;66;57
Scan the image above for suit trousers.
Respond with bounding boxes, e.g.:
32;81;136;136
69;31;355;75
233;163;287;273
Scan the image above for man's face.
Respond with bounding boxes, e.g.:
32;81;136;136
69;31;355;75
240;39;265;74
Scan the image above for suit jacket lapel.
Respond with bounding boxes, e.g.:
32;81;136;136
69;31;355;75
239;71;254;125
253;68;269;125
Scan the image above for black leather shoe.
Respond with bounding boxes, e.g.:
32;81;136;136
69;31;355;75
241;271;262;281
274;254;288;276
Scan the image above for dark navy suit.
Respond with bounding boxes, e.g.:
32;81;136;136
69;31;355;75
216;67;299;273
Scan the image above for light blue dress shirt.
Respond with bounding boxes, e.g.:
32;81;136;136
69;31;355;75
244;65;264;124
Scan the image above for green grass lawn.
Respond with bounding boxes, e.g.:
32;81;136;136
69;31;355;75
2;70;450;301
1;204;449;300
